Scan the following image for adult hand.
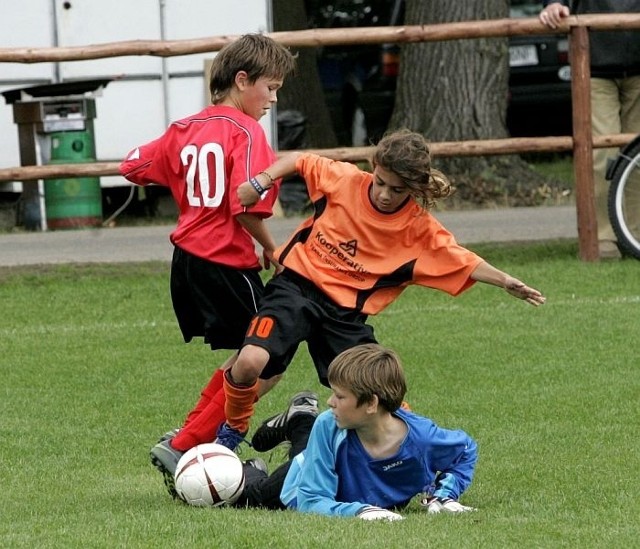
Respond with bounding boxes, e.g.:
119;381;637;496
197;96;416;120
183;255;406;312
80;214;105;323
539;2;570;29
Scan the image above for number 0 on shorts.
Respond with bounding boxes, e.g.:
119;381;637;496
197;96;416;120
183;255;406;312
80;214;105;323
247;316;274;339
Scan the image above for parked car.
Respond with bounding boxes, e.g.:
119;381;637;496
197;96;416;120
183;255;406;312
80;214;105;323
507;0;572;136
306;0;573;145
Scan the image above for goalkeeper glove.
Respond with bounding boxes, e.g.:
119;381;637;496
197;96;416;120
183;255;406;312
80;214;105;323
422;497;477;514
357;506;404;521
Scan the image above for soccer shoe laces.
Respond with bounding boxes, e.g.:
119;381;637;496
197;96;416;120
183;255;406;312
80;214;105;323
215;422;250;453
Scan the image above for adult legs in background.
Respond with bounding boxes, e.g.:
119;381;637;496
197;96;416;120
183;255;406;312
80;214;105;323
591;77;623;257
618;75;640;240
591;76;640;257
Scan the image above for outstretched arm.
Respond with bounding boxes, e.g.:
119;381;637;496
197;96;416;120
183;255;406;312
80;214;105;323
471;261;546;306
238;152;303;207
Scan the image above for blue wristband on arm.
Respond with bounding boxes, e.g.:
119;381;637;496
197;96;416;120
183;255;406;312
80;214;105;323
249;177;266;195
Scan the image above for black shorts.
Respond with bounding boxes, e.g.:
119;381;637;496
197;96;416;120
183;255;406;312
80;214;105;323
245;269;377;386
170;246;264;350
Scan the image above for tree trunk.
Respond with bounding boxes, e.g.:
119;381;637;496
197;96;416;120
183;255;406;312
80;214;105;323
272;0;338;149
390;0;551;208
392;0;510;141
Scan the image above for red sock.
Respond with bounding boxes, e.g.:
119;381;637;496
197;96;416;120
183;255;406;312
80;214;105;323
182;368;225;428
172;386;227;451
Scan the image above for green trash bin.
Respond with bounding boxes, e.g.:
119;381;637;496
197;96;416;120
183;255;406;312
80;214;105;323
44;131;103;230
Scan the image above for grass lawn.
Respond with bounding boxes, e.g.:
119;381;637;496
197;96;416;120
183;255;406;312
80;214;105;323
1;240;638;548
527;153;575;187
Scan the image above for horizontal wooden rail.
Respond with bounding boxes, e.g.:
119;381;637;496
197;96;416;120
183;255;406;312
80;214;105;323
0;134;633;183
1;14;640;63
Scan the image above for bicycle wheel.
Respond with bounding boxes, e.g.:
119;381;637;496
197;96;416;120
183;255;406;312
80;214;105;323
608;138;640;259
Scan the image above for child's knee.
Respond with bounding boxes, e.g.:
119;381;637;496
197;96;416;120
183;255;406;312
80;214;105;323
233;345;270;383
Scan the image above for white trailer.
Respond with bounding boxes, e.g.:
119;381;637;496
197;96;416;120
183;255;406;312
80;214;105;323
0;0;274;194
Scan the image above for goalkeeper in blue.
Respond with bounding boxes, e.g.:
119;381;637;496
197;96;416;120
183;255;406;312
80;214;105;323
235;343;477;520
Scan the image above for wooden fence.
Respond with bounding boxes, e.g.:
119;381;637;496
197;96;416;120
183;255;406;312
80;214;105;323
2;13;640;261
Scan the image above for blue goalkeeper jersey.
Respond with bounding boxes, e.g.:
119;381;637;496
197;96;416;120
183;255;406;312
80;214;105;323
280;408;477;517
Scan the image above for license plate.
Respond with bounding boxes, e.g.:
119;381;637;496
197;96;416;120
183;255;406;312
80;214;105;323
509;45;539;67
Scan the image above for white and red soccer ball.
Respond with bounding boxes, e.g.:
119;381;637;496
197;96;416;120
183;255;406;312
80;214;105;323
174;443;245;507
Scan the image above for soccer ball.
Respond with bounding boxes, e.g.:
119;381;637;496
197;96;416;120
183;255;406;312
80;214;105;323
174;443;245;507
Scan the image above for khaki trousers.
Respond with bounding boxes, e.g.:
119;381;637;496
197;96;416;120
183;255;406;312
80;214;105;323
591;75;640;242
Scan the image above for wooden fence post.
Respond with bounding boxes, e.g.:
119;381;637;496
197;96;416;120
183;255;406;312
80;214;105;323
569;25;599;262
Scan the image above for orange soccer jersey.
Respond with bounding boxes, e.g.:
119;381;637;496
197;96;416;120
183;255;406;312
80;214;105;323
275;154;484;315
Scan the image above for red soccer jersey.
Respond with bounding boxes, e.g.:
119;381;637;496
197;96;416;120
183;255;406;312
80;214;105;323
119;105;279;269
276;154;484;315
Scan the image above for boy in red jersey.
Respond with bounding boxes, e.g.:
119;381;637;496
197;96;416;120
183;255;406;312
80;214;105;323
213;128;546;451
118;34;296;497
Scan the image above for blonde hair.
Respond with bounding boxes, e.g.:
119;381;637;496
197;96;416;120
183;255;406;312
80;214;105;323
372;128;453;210
327;344;407;412
209;34;296;104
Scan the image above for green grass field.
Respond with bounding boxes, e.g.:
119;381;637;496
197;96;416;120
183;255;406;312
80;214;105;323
1;240;638;548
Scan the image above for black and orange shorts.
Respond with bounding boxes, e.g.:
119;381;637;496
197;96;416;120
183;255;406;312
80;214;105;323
244;269;377;386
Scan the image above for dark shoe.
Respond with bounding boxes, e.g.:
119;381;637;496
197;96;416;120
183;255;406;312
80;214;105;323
251;391;318;452
157;428;180;444
214;422;248;452
149;439;184;499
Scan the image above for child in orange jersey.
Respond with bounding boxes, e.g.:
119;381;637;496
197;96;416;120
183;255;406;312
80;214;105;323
212;128;546;450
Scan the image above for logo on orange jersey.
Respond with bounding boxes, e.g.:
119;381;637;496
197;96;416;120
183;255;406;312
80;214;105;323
339;239;358;257
314;231;368;274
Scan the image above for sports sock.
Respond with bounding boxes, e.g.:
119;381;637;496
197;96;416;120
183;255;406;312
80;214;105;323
171;385;227;452
182;368;225;428
223;371;258;434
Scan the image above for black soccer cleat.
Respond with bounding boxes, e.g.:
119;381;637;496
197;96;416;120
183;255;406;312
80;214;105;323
251;391;318;452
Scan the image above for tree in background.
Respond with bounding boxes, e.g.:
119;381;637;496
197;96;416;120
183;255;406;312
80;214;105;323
392;0;509;143
391;0;553;207
272;0;338;148
273;0;563;207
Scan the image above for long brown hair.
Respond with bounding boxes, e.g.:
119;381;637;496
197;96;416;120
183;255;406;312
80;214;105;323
372;129;454;210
